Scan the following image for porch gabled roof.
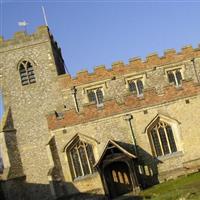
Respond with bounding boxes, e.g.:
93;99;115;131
94;140;137;167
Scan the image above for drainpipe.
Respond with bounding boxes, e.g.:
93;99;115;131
123;114;138;156
71;86;79;113
191;58;200;83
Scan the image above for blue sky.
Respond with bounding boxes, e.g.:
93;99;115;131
1;0;200;117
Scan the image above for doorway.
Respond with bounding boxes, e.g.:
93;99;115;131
104;161;133;198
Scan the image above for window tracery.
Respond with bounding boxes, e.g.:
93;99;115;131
149;121;177;157
68;139;95;179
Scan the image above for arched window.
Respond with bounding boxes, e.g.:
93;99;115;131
87;90;96;103
167;69;183;87
68;140;95;179
167;72;175;84
175;70;182;85
112;170;118;182
128;81;136;93
96;88;104;104
123;172;130;185
136;79;144;95
118;172;124;183
19;60;36;86
128;79;144;96
149;121;177;157
87;87;104;106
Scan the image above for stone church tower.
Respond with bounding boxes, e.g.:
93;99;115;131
0;26;66;200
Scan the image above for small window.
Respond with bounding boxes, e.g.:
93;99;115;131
167;69;183;87
123;172;130;185
128;79;144;96
96;88;103;104
112;170;118;182
87;88;104;106
149;121;177;157
88;90;96;103
19;60;36;86
68;140;95;179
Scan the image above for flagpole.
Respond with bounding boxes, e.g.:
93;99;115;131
42;6;48;26
41;6;70;75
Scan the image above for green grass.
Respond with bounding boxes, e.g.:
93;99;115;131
140;172;200;200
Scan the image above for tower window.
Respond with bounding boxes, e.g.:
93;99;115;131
19;61;36;86
149;121;177;157
167;69;183;87
68;140;95;179
128;79;144;96
87;88;104;106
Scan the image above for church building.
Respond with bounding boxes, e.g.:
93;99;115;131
0;26;200;200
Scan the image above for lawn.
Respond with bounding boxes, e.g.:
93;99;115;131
140;172;200;200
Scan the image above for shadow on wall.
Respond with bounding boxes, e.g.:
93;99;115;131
116;141;162;189
0;180;136;200
0;165;155;200
0;139;160;200
136;145;162;189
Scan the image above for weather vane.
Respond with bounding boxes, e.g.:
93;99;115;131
18;20;29;32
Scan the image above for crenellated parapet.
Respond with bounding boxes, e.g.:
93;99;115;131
2;26;199;88
0;26;50;49
58;44;200;88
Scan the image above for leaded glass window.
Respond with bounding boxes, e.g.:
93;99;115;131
87;88;104;106
96;89;104;104
158;127;170;154
166;125;177;153
68;140;95;179
167;69;183;87
151;129;162;156
149;121;177;157
19;60;36;86
128;81;136;93
167;72;176;84
87;90;96;103
128;79;144;96
137;79;144;95
86;144;96;172
176;70;182;85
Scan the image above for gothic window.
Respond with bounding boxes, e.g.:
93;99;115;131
149;121;177;157
87;88;104;106
167;69;183;87
19;60;36;86
128;79;144;96
68;140;95;179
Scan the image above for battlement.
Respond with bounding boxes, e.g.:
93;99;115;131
2;25;200;87
58;44;200;88
0;25;50;48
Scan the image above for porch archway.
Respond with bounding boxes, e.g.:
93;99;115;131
104;161;133;198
